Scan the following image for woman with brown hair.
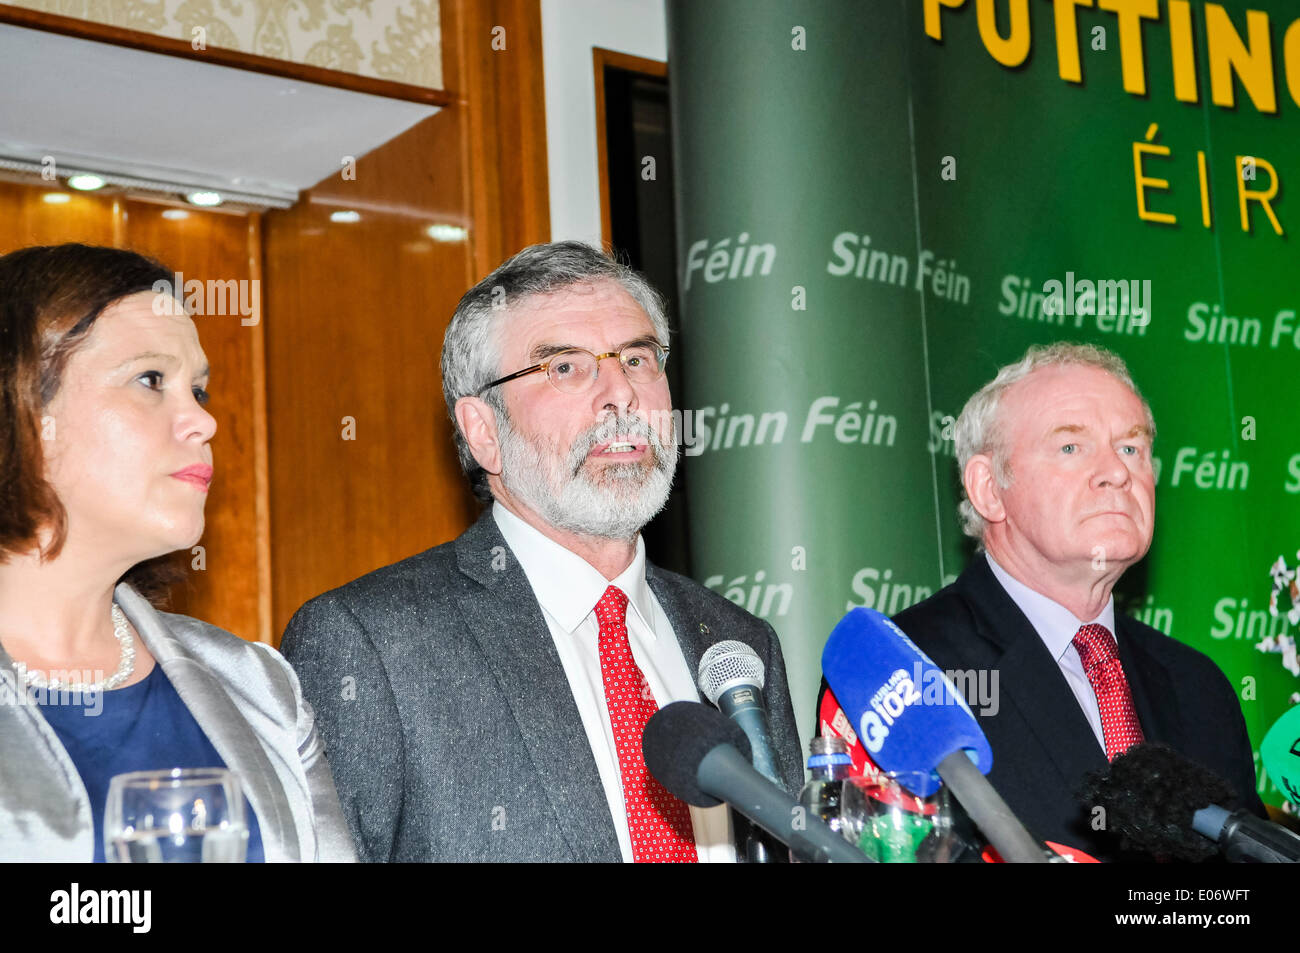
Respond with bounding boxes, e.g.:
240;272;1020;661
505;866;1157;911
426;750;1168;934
0;243;354;862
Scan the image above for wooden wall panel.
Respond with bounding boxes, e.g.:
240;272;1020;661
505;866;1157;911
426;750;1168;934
2;0;550;648
257;0;551;642
262;112;481;641
0;182;117;249
0;182;267;642
122;201;268;642
442;0;551;279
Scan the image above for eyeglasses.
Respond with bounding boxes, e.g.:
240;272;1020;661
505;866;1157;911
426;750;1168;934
477;341;669;395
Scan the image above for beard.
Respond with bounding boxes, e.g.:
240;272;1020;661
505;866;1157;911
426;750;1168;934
496;409;678;541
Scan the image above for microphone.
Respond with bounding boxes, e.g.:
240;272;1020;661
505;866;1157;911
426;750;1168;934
1261;705;1300;808
1080;742;1300;863
697;641;782;786
643;701;870;863
697;641;786;863
821;607;1047;863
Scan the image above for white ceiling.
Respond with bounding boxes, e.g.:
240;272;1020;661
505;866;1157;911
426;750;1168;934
0;23;439;207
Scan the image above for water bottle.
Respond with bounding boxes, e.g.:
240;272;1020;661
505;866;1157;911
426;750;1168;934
791;736;852;861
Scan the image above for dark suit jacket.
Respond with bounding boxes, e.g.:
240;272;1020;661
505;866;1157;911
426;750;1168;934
280;510;804;862
860;556;1264;860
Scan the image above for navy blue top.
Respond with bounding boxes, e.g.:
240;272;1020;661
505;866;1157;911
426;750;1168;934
37;663;265;863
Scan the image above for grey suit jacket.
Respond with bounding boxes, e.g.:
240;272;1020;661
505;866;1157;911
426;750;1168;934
0;583;355;862
280;509;805;862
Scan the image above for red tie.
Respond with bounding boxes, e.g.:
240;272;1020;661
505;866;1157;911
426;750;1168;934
594;585;697;863
1072;623;1145;760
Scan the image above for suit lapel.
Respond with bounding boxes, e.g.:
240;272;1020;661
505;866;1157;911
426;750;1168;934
453;513;620;862
646;568;709;699
955;560;1109;788
1115;616;1180;748
114;584;299;862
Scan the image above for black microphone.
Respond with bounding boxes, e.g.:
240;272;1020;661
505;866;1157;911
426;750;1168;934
1080;742;1300;863
643;701;870;863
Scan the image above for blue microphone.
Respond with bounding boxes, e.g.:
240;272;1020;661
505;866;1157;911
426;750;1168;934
822;607;1045;863
822;608;991;794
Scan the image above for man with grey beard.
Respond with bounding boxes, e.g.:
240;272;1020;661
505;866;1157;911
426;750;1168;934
282;242;803;863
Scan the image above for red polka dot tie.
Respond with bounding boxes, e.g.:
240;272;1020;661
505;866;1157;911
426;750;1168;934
1072;623;1145;761
594;585;697;863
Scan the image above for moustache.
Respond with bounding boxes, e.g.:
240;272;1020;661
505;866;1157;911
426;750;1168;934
567;415;669;474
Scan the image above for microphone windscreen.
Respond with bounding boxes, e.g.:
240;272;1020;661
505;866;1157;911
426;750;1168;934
642;701;753;807
821;608;992;794
697;640;766;704
1077;742;1236;861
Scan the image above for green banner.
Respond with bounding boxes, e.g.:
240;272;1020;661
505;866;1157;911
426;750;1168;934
668;0;1299;809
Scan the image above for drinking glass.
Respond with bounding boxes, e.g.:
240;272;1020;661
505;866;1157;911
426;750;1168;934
104;768;248;863
841;770;965;862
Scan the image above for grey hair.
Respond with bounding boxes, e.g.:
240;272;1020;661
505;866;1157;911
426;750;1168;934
954;341;1156;543
440;241;671;501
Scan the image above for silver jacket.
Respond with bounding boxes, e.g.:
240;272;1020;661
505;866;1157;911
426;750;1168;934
0;583;355;862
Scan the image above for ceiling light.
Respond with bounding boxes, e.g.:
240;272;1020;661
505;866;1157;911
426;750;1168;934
67;174;105;191
186;191;223;207
0;156;295;210
426;224;467;242
330;210;361;223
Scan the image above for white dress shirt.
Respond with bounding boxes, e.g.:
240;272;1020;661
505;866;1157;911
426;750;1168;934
984;554;1114;752
492;502;736;862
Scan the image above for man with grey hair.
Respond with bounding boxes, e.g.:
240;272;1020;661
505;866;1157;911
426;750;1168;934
888;342;1262;859
282;241;802;862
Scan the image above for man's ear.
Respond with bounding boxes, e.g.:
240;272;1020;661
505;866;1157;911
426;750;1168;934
455;396;503;477
964;453;1007;525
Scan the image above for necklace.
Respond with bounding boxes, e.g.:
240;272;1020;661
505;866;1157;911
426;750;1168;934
14;603;136;693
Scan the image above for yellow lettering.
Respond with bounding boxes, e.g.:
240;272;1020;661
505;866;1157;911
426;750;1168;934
976;0;1030;67
924;0;967;40
1284;19;1300;109
1206;5;1276;113
1168;0;1198;103
1197;150;1212;229
1237;155;1283;235
1098;0;1159;95
1133;123;1176;225
1051;0;1093;83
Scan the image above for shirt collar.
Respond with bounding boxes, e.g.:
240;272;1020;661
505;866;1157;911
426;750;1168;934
984;553;1117;662
492;501;657;637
